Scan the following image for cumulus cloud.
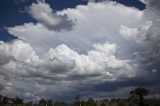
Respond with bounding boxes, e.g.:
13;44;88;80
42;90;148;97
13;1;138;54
0;40;136;82
81;0;107;2
138;0;146;3
2;0;160;100
0;73;13;94
0;40;137;100
145;0;160;15
119;21;152;43
7;1;143;54
138;0;160;16
28;0;74;31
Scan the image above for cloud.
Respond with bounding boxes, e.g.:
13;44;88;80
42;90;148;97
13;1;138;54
138;0;146;3
0;72;13;94
0;40;136;82
119;21;152;43
0;39;138;99
28;0;75;31
138;0;160;15
2;0;160;100
81;0;107;2
7;1;143;54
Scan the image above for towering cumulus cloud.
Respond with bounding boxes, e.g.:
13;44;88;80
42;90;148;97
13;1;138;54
0;0;160;100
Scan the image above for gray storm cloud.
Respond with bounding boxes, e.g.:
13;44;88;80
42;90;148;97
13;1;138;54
145;0;160;15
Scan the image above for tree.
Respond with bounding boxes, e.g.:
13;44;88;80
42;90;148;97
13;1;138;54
74;95;81;106
2;96;9;104
0;95;2;103
86;97;96;106
13;97;23;104
47;99;53;106
54;101;60;106
80;101;86;106
100;102;106;106
39;99;47;106
130;87;149;106
28;101;33;106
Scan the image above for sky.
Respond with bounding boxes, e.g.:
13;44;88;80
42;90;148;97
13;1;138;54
0;0;160;102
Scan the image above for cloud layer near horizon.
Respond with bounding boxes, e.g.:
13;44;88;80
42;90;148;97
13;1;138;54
0;0;160;101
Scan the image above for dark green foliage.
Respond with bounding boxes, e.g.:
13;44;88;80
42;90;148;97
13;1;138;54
39;99;47;106
54;101;68;106
129;87;149;106
47;99;53;106
74;95;81;106
80;101;86;106
0;87;159;106
86;97;97;106
100;102;106;106
54;101;60;106
13;97;23;104
2;96;10;104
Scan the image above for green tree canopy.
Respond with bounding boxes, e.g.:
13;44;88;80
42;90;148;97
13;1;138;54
130;87;149;106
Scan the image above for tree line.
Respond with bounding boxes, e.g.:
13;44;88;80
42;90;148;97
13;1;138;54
0;87;160;106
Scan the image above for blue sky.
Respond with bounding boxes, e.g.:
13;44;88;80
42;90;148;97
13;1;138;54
0;0;160;102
